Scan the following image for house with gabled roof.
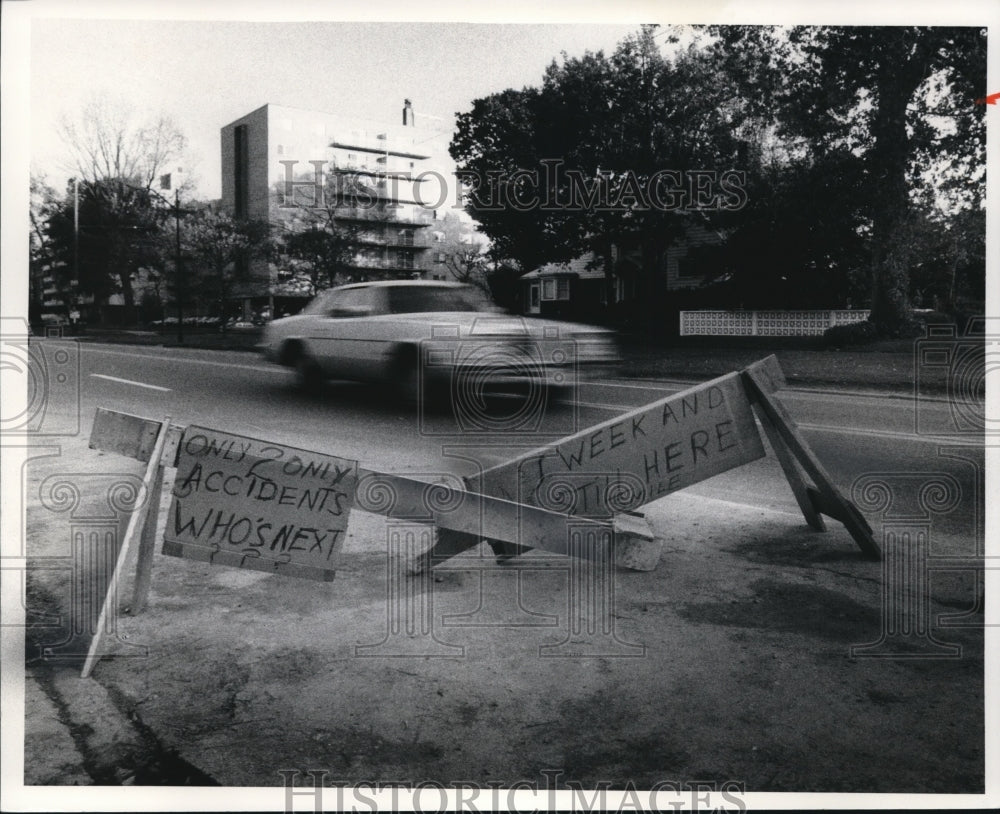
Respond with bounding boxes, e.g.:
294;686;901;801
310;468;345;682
520;222;727;324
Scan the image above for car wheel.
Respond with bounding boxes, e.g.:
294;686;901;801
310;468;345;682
385;346;416;404
294;351;325;395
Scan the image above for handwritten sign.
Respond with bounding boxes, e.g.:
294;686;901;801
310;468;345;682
476;372;764;518
162;426;358;581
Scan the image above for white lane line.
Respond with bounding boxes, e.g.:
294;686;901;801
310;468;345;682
589;380;689;392
82;346;283;373
797;422;981;446
603;376;956;405
566;399;978;446
90;374;172;392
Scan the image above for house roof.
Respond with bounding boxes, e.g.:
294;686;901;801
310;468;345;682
522;252;605;280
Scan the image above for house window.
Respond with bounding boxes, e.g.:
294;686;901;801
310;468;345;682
541;279;570;301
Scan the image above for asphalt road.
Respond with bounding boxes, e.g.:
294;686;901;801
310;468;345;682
38;339;983;558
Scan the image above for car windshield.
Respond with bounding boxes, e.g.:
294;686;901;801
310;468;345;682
300;289;342;315
387;286;492;314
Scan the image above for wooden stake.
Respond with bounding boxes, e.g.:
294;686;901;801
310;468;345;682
748;389;827;532
82;416;171;678
742;369;881;560
129;457;166;615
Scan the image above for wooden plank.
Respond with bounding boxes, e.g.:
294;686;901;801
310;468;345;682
161;426;357;580
355;469;615;560
407;528;482;575
82;416;171;678
743;368;881;560
743;355;786;394
129;458;166;614
806;487;873;535
89;408;162;462
476;371;765;514
447;371;762;568
747;386;826;532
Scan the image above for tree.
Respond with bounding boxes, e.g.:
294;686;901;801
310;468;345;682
429;211;492;295
59;96;187;190
451;26;750;330
29;175;64;320
908;205;985;314
713;25;987;334
179;210;273;327
44;178;165;310
274;168;377;294
281;225;355;296
55;96;188;314
703;148;871;309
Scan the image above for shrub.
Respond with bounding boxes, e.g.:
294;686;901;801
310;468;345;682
823;320;879;347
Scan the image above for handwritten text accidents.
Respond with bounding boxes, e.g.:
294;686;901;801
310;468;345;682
165;427;358;572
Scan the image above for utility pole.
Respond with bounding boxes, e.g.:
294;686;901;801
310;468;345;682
160;170;185;343
73;177;80;317
175;186;184;344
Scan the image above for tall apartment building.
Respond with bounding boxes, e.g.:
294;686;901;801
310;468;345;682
220;102;439;307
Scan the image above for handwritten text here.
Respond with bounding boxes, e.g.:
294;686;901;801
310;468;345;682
162;427;359;581
478;373;765;517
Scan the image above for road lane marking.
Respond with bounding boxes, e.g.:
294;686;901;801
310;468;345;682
589;380;690;392
566;399;980;446
82;346;283;373
90;374;171;392
603;376;956;404
796;422;981;446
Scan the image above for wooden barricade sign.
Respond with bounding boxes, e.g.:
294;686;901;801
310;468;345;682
81;355;881;676
162;426;359;581
477;370;765;516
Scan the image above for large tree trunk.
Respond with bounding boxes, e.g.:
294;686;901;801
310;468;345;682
867;36;931;337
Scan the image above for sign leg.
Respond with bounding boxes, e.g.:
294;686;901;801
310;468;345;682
82;417;170;678
129;460;166;615
742;369;881;560
407;527;482;574
751;400;826;531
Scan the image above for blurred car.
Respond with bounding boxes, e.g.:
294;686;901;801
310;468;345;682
259;280;619;400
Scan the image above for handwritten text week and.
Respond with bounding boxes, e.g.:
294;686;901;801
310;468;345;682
482;377;764;514
170;430;357;563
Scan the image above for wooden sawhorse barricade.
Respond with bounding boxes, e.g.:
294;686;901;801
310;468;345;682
81;356;879;677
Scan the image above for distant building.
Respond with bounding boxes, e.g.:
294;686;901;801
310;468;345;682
220;102;441;313
521;223;726;324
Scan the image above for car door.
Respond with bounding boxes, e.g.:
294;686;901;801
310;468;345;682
310;286;387;379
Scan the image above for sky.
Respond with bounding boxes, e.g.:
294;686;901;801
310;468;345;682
29;17;641;199
21;0;999;207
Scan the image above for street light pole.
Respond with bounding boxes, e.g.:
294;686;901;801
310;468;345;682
175;187;183;343
73;177;80;290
